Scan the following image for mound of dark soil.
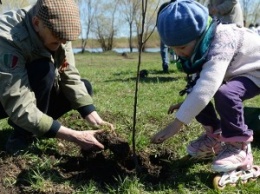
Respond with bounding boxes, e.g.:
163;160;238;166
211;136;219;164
0;130;178;193
80;130;176;183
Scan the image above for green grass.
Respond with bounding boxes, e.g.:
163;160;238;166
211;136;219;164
1;51;260;193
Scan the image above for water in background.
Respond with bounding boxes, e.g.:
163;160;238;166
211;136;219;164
73;47;160;54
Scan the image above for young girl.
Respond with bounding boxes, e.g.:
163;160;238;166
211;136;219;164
151;0;260;173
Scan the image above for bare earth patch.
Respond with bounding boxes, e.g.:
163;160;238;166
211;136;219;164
0;129;178;193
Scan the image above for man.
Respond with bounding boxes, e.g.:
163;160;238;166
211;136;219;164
208;0;244;26
0;0;113;155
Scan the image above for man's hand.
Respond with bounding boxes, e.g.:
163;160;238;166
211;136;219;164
85;111;114;130
72;130;104;150
56;126;104;151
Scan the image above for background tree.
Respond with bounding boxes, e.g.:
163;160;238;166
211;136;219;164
92;0;120;51
196;0;208;6
240;0;260;26
119;0;140;52
0;0;32;13
77;0;97;53
134;0;162;52
2;0;260;49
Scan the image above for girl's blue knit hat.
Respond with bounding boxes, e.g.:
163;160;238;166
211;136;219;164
157;0;208;46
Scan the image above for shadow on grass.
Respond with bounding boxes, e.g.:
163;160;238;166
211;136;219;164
106;75;181;83
109;69;185;83
112;69;179;77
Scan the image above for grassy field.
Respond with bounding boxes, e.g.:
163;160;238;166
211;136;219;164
1;51;260;193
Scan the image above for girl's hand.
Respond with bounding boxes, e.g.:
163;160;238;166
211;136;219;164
151;118;183;144
168;102;182;114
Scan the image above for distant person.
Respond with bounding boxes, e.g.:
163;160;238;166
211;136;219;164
255;23;260;35
249;23;258;33
0;0;114;155
159;39;170;73
208;0;244;26
157;0;176;73
152;0;260;181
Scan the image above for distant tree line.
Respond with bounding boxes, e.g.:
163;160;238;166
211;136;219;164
1;0;259;52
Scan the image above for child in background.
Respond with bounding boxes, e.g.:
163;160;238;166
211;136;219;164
151;0;260;174
208;0;244;27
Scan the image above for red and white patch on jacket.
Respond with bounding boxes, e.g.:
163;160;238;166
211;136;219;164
2;53;19;69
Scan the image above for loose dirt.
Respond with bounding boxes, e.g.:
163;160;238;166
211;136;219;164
0;130;178;193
